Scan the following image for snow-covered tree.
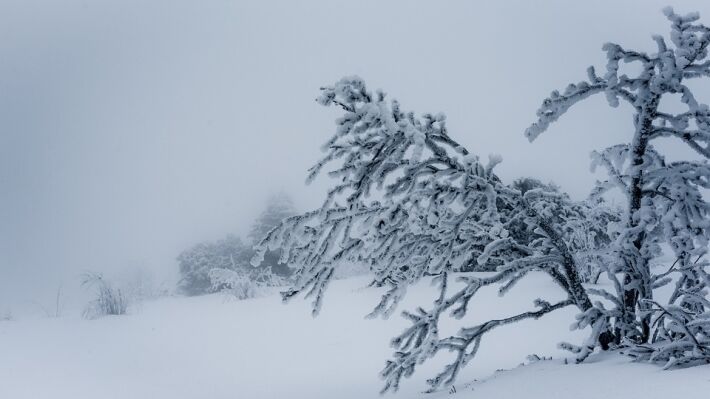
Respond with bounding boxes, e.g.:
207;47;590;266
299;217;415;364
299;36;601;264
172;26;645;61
252;78;617;392
177;195;296;295
177;235;251;296
527;7;710;367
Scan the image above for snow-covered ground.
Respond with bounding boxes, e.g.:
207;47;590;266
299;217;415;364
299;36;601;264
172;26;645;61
0;274;707;399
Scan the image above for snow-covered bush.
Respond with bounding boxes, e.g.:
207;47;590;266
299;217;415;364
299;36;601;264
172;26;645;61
178;195;296;296
252;8;710;391
81;272;128;319
177;235;251;296
209;268;258;300
209;266;288;300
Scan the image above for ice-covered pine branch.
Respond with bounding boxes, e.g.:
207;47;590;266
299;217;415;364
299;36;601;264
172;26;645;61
252;76;620;392
527;7;710;366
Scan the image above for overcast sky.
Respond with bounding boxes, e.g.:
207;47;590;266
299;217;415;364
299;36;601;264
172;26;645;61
2;0;710;303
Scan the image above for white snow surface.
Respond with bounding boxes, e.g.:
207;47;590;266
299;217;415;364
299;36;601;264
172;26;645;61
0;273;707;399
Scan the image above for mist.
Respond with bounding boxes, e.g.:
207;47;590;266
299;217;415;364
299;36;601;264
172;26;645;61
2;0;710;305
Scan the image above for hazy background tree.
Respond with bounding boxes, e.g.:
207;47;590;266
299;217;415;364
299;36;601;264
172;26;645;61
248;193;297;277
177;193;296;295
177;235;250;296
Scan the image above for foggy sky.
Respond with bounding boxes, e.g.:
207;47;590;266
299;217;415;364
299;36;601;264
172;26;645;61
2;0;710;303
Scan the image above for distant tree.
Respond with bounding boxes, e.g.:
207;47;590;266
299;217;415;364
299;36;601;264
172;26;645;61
248;193;296;277
177;235;250;296
177;194;297;296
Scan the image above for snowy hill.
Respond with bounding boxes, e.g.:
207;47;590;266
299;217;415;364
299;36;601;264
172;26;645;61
0;274;707;399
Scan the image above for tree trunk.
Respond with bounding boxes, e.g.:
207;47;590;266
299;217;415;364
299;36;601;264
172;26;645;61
619;94;659;343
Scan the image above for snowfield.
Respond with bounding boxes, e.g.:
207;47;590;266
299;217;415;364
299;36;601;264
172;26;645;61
0;274;708;399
